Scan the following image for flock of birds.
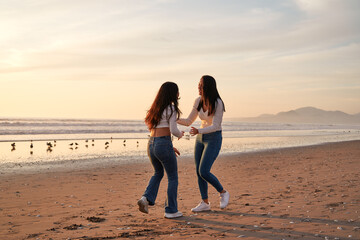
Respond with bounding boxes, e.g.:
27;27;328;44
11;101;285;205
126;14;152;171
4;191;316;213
9;138;140;154
9;134;191;154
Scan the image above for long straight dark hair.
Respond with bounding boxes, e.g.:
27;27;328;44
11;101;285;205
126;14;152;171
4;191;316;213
145;82;182;130
197;75;225;115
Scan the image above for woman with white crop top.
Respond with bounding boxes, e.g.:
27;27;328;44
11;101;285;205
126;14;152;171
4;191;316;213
177;75;230;212
137;82;184;219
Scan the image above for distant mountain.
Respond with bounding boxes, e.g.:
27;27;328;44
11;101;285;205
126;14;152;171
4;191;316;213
239;107;360;124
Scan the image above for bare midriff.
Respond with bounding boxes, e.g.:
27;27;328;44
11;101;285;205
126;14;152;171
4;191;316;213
150;127;171;137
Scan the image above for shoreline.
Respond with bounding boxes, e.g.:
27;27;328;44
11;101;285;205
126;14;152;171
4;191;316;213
0;140;359;239
1;139;360;177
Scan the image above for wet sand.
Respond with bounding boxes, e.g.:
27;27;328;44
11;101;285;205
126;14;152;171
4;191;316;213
0;140;359;239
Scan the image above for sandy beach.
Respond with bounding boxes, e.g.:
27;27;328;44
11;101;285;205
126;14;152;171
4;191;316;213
0;140;359;240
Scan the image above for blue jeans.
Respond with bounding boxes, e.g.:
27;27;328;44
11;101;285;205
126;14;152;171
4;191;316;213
195;130;223;200
143;136;178;213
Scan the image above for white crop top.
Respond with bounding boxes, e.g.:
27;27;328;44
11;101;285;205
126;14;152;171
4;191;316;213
154;105;183;138
177;97;224;134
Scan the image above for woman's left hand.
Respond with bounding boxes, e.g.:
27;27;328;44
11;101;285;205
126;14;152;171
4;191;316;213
190;127;199;136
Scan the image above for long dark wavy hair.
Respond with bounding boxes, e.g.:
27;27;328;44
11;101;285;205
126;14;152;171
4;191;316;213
197;75;225;115
145;82;182;130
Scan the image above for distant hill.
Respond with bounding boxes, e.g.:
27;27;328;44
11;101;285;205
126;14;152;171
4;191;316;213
238;107;360;124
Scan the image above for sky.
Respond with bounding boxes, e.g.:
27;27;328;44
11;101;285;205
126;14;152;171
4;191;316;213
1;0;359;120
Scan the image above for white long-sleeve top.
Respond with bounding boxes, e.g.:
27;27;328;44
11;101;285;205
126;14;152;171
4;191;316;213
154;105;183;138
177;97;224;134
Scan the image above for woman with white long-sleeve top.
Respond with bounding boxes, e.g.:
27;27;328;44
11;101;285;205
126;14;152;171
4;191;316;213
137;82;184;218
177;75;229;212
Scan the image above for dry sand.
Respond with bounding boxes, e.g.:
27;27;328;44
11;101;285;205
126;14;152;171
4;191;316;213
0;140;359;240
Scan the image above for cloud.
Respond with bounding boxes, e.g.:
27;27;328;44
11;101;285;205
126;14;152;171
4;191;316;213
1;1;359;84
0;1;359;118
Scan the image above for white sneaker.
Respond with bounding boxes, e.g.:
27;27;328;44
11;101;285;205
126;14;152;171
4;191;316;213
220;191;230;209
137;196;149;214
164;211;183;218
191;201;211;212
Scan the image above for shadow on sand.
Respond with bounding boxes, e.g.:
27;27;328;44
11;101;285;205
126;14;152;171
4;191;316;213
172;210;358;240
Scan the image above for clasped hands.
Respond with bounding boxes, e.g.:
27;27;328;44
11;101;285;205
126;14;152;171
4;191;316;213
177;126;199;140
173;127;199;157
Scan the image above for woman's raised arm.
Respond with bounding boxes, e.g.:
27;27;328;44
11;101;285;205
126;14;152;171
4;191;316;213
177;97;200;126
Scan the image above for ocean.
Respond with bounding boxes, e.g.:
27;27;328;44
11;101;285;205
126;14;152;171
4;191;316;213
1;118;359;173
